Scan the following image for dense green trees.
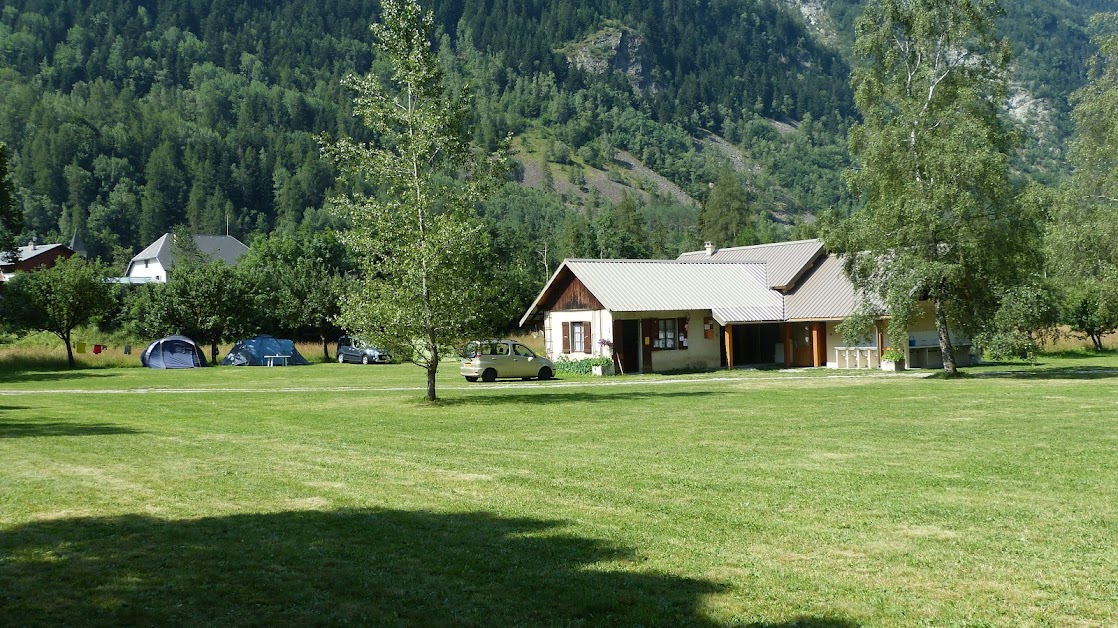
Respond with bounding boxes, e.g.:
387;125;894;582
827;0;1038;375
1;256;116;367
1046;11;1118;350
0;142;20;259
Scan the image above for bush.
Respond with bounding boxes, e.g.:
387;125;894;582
553;355;611;374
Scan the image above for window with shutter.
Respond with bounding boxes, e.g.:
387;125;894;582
562;321;571;353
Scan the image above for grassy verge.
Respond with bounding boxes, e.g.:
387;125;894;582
1;354;1116;625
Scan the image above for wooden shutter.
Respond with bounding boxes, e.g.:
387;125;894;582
562;322;571;353
584;321;592;352
678;317;688;350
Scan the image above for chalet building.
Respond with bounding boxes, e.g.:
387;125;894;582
519;239;974;373
0;241;77;281
123;233;249;283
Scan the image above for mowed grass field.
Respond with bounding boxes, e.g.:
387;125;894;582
2;354;1117;626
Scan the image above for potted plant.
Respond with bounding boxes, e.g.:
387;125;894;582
881;348;906;371
590;356;614;376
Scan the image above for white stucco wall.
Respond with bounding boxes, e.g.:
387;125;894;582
543;309;614;360
126;258;167;282
542;309;722;372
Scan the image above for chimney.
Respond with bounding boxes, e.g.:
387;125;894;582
704;241;716;257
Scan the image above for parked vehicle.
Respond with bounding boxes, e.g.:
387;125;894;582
461;339;554;382
336;336;392;364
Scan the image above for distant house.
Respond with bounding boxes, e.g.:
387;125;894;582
123;233;249;283
0;241;77;281
519;239;974;372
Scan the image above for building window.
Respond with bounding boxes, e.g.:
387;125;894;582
572;321;586;353
655;319;677;350
651;317;688;351
562;320;592;353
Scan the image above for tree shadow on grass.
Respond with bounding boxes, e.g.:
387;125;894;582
969;366;1118;380
0;369;121;384
440;390;727;407
0;509;856;627
0;420;142;438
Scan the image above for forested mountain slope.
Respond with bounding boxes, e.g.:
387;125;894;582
0;0;1106;271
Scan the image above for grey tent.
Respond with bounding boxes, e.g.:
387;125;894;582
141;335;207;368
221;335;309;366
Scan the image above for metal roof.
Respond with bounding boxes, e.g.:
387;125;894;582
677;239;824;289
127;233;249;274
519;259;783;326
2;243;70;266
783;254;876;320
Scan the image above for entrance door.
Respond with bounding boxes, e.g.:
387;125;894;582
613;320;641;374
791;322;814;367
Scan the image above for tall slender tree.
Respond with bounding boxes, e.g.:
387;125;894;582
826;0;1034;375
0;142;22;262
323;0;507;401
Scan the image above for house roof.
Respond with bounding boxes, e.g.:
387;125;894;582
783;254;867;321
1;243;72;268
127;233;248;275
519;259;784;327
677;239;825;290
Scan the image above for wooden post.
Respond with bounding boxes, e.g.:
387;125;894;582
876;321;885;368
811;322;822;367
724;325;734;370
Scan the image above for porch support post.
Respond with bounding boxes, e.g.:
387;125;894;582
783;323;792;368
812;322;822;367
724;325;734;370
877;321;885;368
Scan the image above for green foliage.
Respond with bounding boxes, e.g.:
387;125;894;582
236;231;348;359
128;260;255;364
974;283;1060;361
0;142;21;259
827;0;1038;375
1;255;115;367
553;354;612;374
1048;13;1118;351
325;0;511;401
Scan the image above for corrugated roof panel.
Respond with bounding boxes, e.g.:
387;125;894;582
711;305;785;325
677;239;824;289
784;255;867;320
565;259;783;316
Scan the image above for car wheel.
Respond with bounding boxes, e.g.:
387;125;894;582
481;368;497;383
361;355;370;365
537;367;553;381
337;354;345;363
465;376;478;382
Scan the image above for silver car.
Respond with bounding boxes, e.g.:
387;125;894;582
461;339;554;382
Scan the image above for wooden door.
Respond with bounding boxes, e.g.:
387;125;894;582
792;322;813;367
641;319;656;373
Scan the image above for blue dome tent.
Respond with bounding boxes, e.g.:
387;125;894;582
221;335;309;366
141;335;207;368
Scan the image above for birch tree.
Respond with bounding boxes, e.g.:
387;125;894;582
826;0;1035;375
323;0;506;401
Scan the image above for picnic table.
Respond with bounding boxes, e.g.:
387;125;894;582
264;354;290;367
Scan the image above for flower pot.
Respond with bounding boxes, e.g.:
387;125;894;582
592;364;614;376
881;358;905;372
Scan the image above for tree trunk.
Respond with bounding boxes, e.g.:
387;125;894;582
426;343;439;402
322;335;330;361
63;331;75;368
1091;332;1104;352
933;297;958;376
211;342;219;366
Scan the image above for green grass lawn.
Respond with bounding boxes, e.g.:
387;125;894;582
2;355;1117;626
